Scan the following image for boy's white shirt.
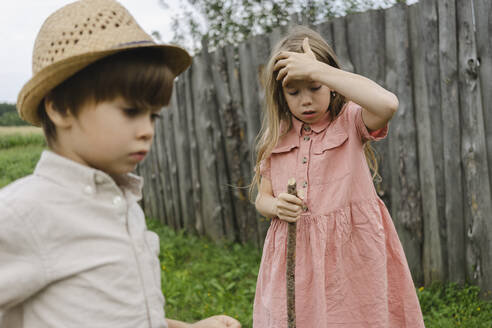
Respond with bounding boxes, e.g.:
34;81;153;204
0;150;167;328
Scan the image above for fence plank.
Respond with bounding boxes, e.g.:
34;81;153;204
332;17;354;72
438;0;466;283
224;44;261;245
457;0;492;294
409;0;444;283
210;47;243;241
183;68;204;234
190;48;230;241
347;9;392;213
475;0;492;201
385;2;423;284
157;105;179;229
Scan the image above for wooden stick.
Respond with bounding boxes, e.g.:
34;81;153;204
286;177;297;328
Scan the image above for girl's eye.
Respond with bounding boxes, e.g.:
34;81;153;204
151;113;162;121
287;90;298;96
310;85;321;91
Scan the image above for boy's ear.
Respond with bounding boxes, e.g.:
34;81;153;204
44;98;75;129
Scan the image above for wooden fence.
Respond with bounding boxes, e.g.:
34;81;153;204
137;0;492;292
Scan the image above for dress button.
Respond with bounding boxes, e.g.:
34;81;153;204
303;181;308;188
302;157;307;164
302;205;309;212
112;196;122;205
304;136;310;141
84;185;94;195
303;125;311;132
95;175;104;184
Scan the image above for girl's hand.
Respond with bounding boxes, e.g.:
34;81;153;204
274;37;320;87
191;315;241;328
275;193;304;223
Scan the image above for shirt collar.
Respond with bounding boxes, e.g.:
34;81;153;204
34;150;143;200
291;110;332;136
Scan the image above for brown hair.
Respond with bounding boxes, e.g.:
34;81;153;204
38;47;175;147
250;26;380;198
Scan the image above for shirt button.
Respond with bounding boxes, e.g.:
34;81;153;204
302;157;307;164
84;185;94;195
304;136;310;141
113;196;122;205
303;181;308;188
95;175;104;184
303;125;311;132
303;205;309;212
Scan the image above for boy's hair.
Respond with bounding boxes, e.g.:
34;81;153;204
250;26;379;199
39;48;175;147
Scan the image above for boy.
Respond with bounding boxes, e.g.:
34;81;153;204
0;0;240;327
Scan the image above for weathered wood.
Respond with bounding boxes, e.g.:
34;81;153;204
421;0;447;279
190;46;228;241
162;91;183;229
156;107;178;229
409;0;444;283
183;68;204;234
250;34;273;243
438;0;465;283
457;0;492;295
347;9;392;213
286;178;297;328
149;122;166;224
332;16;354;72
210;47;242;241
173;77;195;232
224;44;260;244
475;0;492;202
314;21;334;47
385;2;423;284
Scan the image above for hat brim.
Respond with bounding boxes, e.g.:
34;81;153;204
17;42;191;126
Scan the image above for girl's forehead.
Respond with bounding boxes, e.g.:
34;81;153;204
283;80;318;89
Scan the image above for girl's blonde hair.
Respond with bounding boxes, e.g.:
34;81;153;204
250;26;380;199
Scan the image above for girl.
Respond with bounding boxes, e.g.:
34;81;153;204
252;26;424;327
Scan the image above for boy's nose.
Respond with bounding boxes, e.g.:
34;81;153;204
137;118;155;140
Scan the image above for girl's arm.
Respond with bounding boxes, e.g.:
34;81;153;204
255;177;303;223
275;38;398;131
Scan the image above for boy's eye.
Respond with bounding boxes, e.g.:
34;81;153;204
124;108;140;116
151;113;162;121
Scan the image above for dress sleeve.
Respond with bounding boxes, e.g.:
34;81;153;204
259;156;271;181
346;101;389;142
0;200;47;313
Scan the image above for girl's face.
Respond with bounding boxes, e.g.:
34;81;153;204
282;79;332;124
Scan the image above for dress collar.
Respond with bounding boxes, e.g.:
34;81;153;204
291;110;332;136
34;150;143;200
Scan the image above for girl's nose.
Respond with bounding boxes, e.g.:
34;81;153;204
300;90;312;106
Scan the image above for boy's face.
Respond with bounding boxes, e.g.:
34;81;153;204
55;97;160;178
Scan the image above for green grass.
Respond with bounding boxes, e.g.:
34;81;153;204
147;219;261;326
0;132;46;188
1;128;491;327
419;283;492;327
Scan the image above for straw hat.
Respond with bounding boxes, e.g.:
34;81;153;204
17;0;192;126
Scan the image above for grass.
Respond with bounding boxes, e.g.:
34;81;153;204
147;219;261;326
0;128;46;188
1;126;491;327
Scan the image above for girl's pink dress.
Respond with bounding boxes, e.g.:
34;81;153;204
253;101;424;327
